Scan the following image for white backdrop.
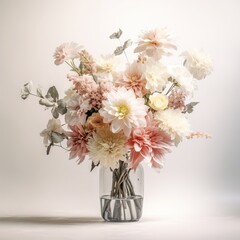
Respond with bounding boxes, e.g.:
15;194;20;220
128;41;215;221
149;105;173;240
0;0;240;223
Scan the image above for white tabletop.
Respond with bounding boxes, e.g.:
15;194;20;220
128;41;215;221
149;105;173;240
0;214;239;240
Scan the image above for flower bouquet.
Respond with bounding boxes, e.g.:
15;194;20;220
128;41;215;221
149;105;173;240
21;28;212;222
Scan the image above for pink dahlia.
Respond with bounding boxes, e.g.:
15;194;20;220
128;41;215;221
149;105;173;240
127;119;172;170
116;61;148;97
67;125;90;164
134;28;177;60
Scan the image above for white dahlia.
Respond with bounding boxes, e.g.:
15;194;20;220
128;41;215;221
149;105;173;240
169;65;196;96
87;127;128;169
154;109;190;145
182;49;213;80
144;61;169;93
99;87;148;136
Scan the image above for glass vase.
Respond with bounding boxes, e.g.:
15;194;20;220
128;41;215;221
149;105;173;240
99;160;144;222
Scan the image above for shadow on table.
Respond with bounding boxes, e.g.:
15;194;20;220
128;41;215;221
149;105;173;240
0;216;104;225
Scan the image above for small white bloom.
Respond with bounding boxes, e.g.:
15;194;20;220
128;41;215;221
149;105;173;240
144;61;169;93
65;94;91;126
87;127;128;169
99;87;148;136
154;109;190;145
40;119;65;146
169;65;196;96
63;87;77;102
182;49;213;80
149;92;168;111
97;54;120;73
53;42;83;65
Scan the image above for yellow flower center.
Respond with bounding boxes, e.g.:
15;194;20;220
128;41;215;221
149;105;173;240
131;75;137;81
117;104;129;119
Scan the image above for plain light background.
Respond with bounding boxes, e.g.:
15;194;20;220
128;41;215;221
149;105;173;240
0;0;240;231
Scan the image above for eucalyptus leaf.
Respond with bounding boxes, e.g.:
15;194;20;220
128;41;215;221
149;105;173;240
123;39;132;49
51;132;66;144
46;86;59;102
21;81;33;99
39;98;56;107
109;29;122;39
21;90;30;100
51;107;59;119
56;99;67;115
23;81;33;93
36;88;44;98
114;46;124;56
47;142;53;155
183;102;199;113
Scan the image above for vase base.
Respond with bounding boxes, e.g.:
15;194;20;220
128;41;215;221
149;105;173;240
100;195;143;222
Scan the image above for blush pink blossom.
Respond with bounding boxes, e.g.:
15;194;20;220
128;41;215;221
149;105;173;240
53;42;82;65
67;74;98;95
134;28;177;60
116;61;148;97
127;115;172;170
67;125;90;164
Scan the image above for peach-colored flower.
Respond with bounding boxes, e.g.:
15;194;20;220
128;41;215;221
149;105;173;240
67;125;90;164
134;28;177;60
86;113;107;130
128;115;172;170
53;42;82;65
116;61;148;97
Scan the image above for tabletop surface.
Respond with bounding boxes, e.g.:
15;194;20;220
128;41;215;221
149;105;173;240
0;214;239;240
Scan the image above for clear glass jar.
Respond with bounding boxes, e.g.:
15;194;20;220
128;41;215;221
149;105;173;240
99;161;144;222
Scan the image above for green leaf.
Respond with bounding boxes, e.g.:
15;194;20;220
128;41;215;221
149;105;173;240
109;29;122;39
114;46;124;55
123;39;132;50
46;86;59;102
51;132;66;144
51;107;59;118
39;98;56;107
56;99;67;115
36;88;44;98
21;81;33;100
47;142;53;155
21;90;29;100
183;102;199;114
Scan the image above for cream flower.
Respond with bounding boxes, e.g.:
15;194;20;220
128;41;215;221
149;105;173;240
134;28;177;60
87;127;128;169
99;87;148;136
145;61;169;93
40;119;65;146
182;49;213;80
97;54;120;73
154;109;190;145
63;87;77;102
53;42;82;65
149;92;168;111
